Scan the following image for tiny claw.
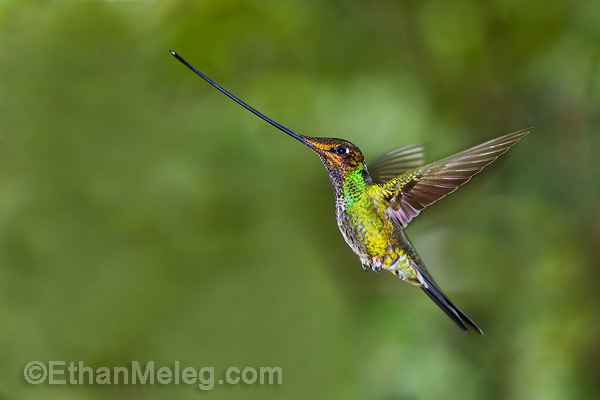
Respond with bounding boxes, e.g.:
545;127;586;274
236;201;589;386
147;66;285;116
371;265;381;273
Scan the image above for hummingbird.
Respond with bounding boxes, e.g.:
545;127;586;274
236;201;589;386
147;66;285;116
171;50;530;334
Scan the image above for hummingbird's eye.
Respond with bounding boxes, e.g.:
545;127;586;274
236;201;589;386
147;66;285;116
334;146;348;155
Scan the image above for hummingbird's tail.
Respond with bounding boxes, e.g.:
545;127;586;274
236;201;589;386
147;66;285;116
419;273;484;334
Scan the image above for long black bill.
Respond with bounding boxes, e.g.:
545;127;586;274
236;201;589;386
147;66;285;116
170;50;309;145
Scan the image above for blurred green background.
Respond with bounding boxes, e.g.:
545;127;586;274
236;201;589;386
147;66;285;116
1;1;599;399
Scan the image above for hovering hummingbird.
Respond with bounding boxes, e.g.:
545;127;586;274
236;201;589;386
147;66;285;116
171;50;530;334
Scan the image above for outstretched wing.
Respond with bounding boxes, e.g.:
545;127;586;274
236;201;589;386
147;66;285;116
368;143;425;183
381;128;531;227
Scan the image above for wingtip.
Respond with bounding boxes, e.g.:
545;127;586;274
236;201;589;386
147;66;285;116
513;126;534;138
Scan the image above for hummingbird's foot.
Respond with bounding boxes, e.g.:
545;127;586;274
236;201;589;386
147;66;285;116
361;263;370;271
371;264;381;273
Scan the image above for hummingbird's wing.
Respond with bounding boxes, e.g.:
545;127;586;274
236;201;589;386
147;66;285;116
381;128;531;227
368;143;425;183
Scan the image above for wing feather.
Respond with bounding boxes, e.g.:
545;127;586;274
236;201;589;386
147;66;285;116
382;128;531;227
368;143;425;183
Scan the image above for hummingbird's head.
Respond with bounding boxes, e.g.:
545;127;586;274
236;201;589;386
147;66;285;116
301;136;366;180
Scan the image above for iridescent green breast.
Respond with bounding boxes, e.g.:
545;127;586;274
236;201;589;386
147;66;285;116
332;165;422;280
336;166;399;259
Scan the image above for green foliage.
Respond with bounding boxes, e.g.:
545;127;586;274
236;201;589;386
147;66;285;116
1;1;599;399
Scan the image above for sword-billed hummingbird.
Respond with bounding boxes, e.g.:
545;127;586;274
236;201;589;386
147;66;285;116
171;50;530;334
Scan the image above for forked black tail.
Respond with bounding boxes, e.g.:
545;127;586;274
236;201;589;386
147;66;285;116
420;274;484;334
